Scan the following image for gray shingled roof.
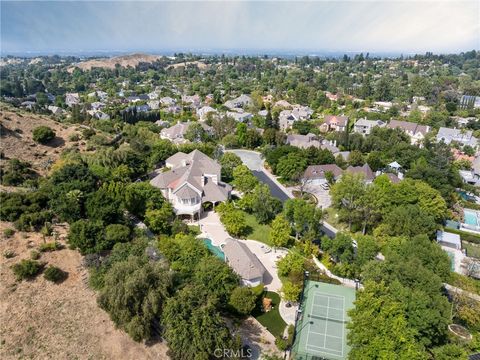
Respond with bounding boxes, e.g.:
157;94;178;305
223;239;266;280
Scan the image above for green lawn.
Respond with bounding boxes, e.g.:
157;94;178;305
463;241;480;259
252;291;287;338
324;207;348;232
243;212;272;245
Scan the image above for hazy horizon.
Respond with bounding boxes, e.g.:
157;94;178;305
1;1;479;56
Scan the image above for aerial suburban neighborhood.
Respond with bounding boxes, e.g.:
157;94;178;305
0;1;479;360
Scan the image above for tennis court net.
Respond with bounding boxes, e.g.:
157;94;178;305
308;314;347;324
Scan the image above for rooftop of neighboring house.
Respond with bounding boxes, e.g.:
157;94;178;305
286;133;321;149
345;163;375;181
304;164;343;180
150;149;231;203
224;94;253;109
274;99;292;109
385;172;401;184
354;118;386;128
387;119;430;136
222;239;266;281
437;127;476;143
160;121;212;140
323;115;348;126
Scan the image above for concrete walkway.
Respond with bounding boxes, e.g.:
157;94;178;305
279;300;297;325
196;210;297;324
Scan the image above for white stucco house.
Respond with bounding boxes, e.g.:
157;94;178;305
150;150;231;220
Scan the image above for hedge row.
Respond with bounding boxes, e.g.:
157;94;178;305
444;228;480;245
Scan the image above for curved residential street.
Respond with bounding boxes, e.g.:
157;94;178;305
226;149;338;238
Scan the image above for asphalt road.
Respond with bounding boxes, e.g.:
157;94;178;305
252;170;291;203
227;149;337;238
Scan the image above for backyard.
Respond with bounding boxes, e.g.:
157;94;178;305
252;291;287;338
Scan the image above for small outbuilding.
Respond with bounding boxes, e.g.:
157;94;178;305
436;230;461;250
222;238;266;287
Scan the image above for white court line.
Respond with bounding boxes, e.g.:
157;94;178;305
324;297;330;353
306;291;347;357
306;344;343;357
308;330;343;339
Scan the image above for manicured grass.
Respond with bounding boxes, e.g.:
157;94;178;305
243;212;272;245
462;241;480;259
252;291;287;338
324;207;348;232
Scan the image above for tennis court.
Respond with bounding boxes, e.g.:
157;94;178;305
292;281;356;360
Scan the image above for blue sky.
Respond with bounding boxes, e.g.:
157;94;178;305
1;1;479;55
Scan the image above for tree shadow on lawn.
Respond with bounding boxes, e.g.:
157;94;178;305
252;291;287;339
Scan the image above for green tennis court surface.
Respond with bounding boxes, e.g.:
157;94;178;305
292;281;356;360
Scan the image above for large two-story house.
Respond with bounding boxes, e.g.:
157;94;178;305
150;150;232;220
387;120;430;146
437;127;478;148
353;118;386;136
319;115;348;132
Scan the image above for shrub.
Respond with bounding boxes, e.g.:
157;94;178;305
103;224;131;248
275;337;288;351
68;133;80;141
39;241;63;252
11;259;43;280
281;281;302;302
0;159;36;186
229;286;257;315
3;249;15;258
30;250;40;260
32;126;56;144
3;228;15;238
68;219;104;254
44;266;67;283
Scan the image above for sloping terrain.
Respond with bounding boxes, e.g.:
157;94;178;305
0;105;84;175
0;221;169;359
70;53;163;71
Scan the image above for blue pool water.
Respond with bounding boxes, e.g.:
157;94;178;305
464;209;478;227
202;238;225;261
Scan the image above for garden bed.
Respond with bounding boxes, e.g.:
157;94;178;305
292;190;318;205
462;241;480;259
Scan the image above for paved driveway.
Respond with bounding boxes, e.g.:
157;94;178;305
228;149;291;203
303;184;332;209
227;149;264;170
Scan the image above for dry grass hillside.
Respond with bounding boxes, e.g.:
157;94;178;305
69;53;163;71
0;105;86;175
0;221;169;359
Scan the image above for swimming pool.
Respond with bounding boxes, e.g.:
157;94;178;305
202;238;225;261
463;209;479;227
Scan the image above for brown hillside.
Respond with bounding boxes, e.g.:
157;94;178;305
0;105;85;175
69;53;163;71
0;221;169;359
